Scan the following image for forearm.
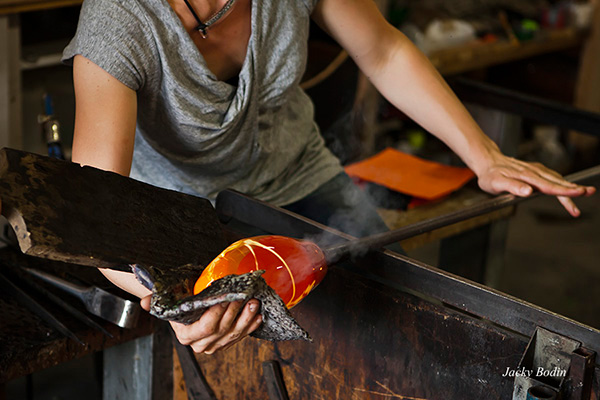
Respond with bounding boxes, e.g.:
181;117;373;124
72;55;148;298
99;268;152;298
363;31;500;174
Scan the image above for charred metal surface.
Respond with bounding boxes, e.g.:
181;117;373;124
216;189;600;359
363;250;600;360
512;328;580;400
563;348;597;400
0;147;227;272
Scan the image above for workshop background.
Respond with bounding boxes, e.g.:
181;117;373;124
0;0;599;399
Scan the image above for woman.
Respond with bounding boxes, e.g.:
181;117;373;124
62;0;594;354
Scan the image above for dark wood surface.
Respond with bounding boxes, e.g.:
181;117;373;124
0;247;154;383
0;148;227;273
196;266;532;399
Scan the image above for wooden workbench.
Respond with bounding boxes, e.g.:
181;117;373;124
0;247;171;399
377;187;513;252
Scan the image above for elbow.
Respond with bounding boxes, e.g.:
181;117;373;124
356;27;413;79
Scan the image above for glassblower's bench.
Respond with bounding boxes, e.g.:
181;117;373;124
0;147;599;400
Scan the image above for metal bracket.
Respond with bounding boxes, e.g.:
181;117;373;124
513;327;597;400
262;360;290;400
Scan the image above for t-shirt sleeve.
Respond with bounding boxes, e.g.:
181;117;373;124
62;0;156;91
302;0;321;13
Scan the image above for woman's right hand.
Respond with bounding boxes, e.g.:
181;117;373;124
140;296;263;354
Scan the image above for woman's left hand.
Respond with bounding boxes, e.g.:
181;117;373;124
475;151;596;217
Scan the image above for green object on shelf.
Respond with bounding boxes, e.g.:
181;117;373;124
407;129;426;150
516;19;540;41
522;19;540;32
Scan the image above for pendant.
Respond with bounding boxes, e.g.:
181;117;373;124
197;26;208;39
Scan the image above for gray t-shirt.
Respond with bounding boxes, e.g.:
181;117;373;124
63;0;343;205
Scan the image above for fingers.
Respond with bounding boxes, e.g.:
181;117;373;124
203;302;263;354
481;173;532;197
511;166;585;197
581;185;596;196
140;295;151;311
171;299;262;355
521;161;597;196
491;172;584;217
481;159;594;198
557;196;580;218
171;302;230;346
477;156;597;217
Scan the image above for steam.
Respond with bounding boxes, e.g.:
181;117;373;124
297;175;398;264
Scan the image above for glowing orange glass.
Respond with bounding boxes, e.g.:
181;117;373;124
193;235;327;308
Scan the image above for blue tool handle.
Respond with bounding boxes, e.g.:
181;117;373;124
48;142;65;160
43;93;54;116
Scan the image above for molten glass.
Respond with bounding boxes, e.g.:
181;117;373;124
193;235;327;308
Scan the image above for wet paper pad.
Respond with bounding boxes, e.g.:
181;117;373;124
132;264;311;342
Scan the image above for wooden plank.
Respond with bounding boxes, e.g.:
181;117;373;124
0;148;227;272
571;5;600;163
0;0;81;15
0;14;22;149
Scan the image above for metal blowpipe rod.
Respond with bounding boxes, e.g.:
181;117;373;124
323;164;600;265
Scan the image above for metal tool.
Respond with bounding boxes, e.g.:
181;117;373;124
24;268;141;329
17;267;113;338
171;328;217;400
215;166;600;359
0;268;84;345
38;93;65;160
263;360;290;400
322;164;600;264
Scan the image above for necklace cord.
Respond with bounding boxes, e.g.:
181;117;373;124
182;0;237;37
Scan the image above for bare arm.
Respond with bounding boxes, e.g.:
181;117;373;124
72;55;151;297
71;55;261;353
313;0;595;215
72;56;137;175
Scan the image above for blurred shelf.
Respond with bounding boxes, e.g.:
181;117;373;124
430;28;589;76
21;38;70;70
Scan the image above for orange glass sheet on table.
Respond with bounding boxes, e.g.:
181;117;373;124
193;236;327;309
345;147;475;200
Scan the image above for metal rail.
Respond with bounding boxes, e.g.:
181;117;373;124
215;178;600;361
323;164;600;264
451;77;600;137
